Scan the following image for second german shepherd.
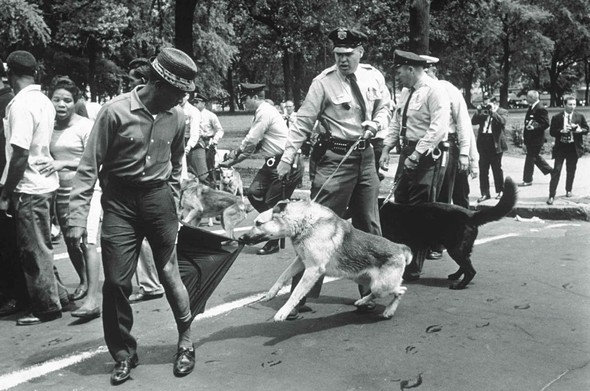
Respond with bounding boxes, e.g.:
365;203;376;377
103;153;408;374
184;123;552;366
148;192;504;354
380;177;517;289
240;200;413;322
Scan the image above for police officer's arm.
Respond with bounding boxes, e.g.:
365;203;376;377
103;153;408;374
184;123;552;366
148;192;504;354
169;112;185;206
221;110;269;167
452;90;473;171
211;114;224;144
67;106;112;238
380;106;401;170
364;70;392;137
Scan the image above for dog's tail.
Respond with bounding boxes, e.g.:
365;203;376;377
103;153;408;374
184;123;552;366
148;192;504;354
471;177;517;226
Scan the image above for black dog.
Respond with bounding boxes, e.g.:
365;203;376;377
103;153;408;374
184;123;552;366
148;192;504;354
380;177;517;289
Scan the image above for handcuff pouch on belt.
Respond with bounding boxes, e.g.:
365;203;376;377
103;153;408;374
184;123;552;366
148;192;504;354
265;154;282;168
310;132;330;161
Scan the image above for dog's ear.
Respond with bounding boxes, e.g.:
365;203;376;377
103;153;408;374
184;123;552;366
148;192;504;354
272;200;289;215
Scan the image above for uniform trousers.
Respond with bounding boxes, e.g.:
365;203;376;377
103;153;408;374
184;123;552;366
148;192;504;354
186;147;210;184
394;145;445;277
292;146;381;299
549;144;578;197
247;156;304;214
100;180;191;362
437;134;458;204
452;172;470;209
523;142;552;183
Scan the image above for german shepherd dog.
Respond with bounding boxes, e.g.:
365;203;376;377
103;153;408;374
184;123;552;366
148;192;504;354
219;167;245;201
380;177;517;289
240;200;413;322
180;175;250;239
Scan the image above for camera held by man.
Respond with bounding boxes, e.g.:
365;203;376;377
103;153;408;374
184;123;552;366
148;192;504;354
477;102;493;117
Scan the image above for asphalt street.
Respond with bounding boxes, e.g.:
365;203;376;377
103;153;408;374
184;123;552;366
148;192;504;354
1;214;589;390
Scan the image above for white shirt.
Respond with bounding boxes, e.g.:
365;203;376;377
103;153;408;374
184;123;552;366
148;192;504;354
183;101;202;149
2;84;59;194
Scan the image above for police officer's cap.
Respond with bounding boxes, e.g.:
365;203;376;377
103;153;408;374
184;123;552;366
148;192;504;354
240;83;265;96
328;28;367;53
419;55;440;67
394;50;427;67
194;93;208;102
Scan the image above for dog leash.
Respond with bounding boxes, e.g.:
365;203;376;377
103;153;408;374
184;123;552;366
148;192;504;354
311;137;363;203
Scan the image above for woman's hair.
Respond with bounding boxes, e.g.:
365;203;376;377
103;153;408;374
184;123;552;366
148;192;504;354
48;76;80;101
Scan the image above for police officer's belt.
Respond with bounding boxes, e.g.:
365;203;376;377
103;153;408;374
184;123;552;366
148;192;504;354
328;137;367;155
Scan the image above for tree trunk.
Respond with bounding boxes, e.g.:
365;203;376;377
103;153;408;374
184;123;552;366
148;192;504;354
585;59;589;106
499;35;510;109
282;49;293;102
293;52;305;108
409;0;430;53
175;0;198;56
549;57;558;107
462;68;475;108
227;66;236;113
87;36;98;102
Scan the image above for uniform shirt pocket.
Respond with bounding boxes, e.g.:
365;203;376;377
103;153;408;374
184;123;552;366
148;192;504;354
331;94;353;109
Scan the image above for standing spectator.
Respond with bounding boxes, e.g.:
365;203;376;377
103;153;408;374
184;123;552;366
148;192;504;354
278;28;391;317
546;95;589;204
0;58;28;317
126;58;166;304
67;48;198;384
194;93;224;184
182;93;203;180
520;90;552;186
36;77;102;319
0;51;63;325
220;83;304;255
379;49;450;281
471;94;508;202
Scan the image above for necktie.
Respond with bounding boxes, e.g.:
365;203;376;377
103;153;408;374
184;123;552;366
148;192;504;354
400;87;416;139
347;73;366;122
484;115;492;134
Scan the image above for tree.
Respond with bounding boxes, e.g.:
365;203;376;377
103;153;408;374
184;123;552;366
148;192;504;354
409;0;430;53
0;0;51;55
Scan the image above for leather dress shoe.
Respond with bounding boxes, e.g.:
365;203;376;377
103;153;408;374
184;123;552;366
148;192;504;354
111;354;139;385
566;191;573;198
518;182;532;187
403;272;420;282
0;299;22;317
256;240;279;255
173;346;195;377
129;291;164;303
71;286;88;301
71;307;101;320
546;197;554;205
16;311;62;326
477;195;491;203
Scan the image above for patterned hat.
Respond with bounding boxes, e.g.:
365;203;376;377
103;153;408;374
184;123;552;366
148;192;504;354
6;50;37;76
151;48;198;92
328;28;367;53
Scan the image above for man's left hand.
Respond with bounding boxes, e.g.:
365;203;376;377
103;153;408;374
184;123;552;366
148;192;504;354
276;161;291;180
458;155;469;172
361;121;379;138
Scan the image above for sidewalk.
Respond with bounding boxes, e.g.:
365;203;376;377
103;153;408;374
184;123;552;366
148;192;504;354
238;154;590;221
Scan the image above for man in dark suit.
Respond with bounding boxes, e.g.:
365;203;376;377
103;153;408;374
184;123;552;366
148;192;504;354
472;94;508;202
546;95;589;204
520;90;552;186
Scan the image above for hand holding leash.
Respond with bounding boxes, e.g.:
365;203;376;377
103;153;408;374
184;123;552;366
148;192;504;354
276;161;291;180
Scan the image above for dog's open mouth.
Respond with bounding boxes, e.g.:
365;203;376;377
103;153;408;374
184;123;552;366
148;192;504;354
238;232;270;245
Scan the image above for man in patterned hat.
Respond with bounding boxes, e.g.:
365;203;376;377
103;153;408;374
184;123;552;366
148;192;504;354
276;27;392;319
220;83;304;255
67;47;198;384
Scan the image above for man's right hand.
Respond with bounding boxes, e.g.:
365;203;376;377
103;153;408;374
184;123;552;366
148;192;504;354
276;161;291;180
65;226;86;249
379;151;390;171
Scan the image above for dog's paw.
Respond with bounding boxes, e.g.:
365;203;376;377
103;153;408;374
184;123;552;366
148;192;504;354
262;291;277;302
273;308;291;322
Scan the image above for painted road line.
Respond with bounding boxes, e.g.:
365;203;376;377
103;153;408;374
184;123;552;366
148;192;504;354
9;232;520;389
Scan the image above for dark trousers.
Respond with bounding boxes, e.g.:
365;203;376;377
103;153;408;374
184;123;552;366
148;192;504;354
394;146;445;277
100;182;191;361
523;143;552;183
0;200;29;305
437;136;458;204
479;152;504;196
247;157;304;214
187;147;210;185
13;192;61;316
549;146;578;197
452;172;470;209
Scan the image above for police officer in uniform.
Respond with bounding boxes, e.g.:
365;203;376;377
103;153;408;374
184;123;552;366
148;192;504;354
220;83;303;255
277;28;391;318
379;49;450;281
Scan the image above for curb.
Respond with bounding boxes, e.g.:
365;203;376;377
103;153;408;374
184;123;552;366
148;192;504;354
291;189;590;221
